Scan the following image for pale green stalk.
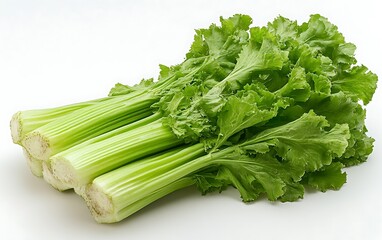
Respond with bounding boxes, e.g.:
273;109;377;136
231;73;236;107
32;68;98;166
11;97;108;144
51;120;184;187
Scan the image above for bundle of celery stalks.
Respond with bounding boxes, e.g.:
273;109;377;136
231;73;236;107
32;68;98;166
10;14;377;223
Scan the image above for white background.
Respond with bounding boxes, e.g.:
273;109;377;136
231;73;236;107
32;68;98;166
0;1;381;239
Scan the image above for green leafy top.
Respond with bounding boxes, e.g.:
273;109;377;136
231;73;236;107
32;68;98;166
159;14;377;202
196;111;350;202
109;14;377;204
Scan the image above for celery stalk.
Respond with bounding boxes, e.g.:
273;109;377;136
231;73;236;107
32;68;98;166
51;120;184;187
23;91;156;160
83;145;234;222
84;144;211;222
56;112;162;154
10;97;108;144
88;177;195;223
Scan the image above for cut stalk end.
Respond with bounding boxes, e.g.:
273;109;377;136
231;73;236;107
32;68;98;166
50;156;80;188
74;185;87;199
10;112;22;144
42;161;71;191
85;183;117;223
23;132;51;160
22;148;43;177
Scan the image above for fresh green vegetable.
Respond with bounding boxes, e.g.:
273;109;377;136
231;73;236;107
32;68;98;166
12;98;111;177
51;120;184;187
22;92;155;160
11;14;377;224
85;111;350;222
10;97;108;144
83;14;377;223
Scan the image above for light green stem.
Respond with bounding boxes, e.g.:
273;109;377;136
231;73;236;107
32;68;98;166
51;120;184;187
10;97;108;144
23;91;156;160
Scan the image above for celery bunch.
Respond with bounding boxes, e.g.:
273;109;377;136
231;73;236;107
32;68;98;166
11;14;377;223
